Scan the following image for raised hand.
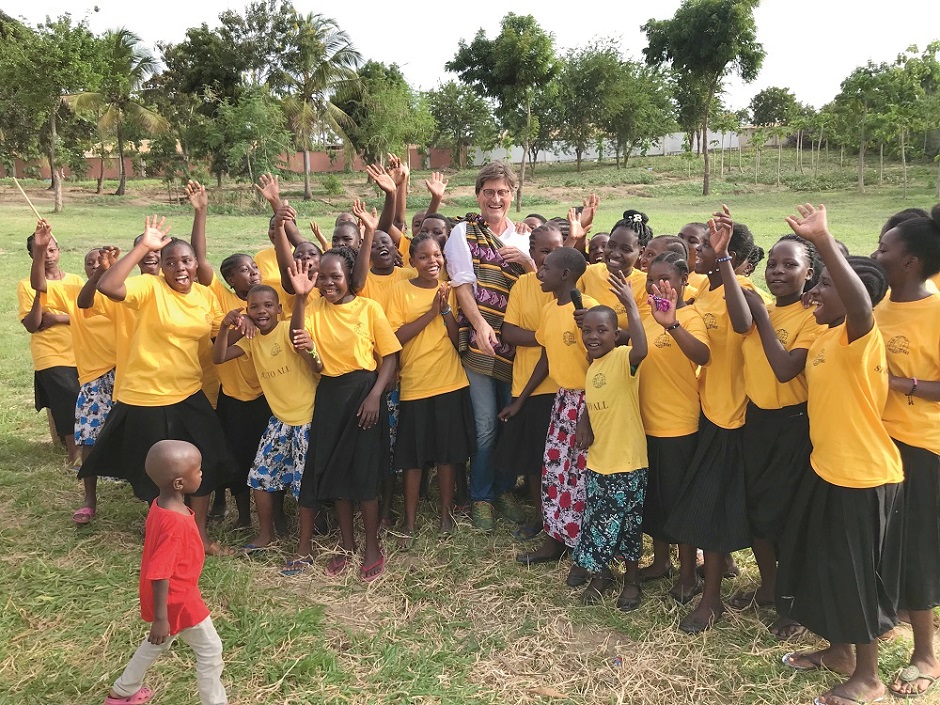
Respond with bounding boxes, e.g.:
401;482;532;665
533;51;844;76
139;215;172;251
185;180;208;211
274;201;297;228
365;163;396;195
649;281;679;328
222;307;244;329
287;260;316;297
255;172;280;203
708;204;733;258
581;193;600;230
567;207;586;243
291;327;315;353
785;204;830;245
98;246;121;271
351;198;378;233
437;283;451;309
608;268;633;308
387;153;408;186
32;219;53;250
424;172;448;201
237;314;258;340
309;220;328;251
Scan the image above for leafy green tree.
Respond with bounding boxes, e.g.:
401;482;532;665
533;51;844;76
272;12;360;200
447;13;556;210
643;0;765;195
748;86;798;126
830;62;888;193
218;0;296;86
0;15;100;210
425;80;498;168
67;28;168;196
211;87;292;183
602;62;676;167
556;41;623;172
333;61;433;167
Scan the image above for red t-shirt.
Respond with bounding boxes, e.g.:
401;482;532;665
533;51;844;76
139;500;209;635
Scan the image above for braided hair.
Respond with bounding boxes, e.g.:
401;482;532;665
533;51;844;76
893;203;940;278
613;209;653;248
846;256;889;307
770;234;820;291
322;246;358;291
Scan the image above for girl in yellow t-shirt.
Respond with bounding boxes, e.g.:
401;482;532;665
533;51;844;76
502;248;599;583
572;305;648;611
188;180;270;528
636;234;688;273
577;215;651;327
719;229;825;636
79;216;238;557
30;224;118;525
386;234;473;542
215;275;322;556
678;222;709;296
663;214;756;634
636;252;712;605
871;204;940;699
295;246;402;582
496;223;563;540
774;205;902;705
17;222;81;465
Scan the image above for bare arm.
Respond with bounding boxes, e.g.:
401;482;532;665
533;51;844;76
186;181;213;286
99;217;172;301
453;283;498;357
501;322;538;347
147;579;171;645
213;309;246;364
351;199;378;293
498;348;549;421
365;163;399;245
257;173;304;246
425;172;447;215
709;207;752;334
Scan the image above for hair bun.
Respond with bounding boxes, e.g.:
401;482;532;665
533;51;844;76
622;209;648;224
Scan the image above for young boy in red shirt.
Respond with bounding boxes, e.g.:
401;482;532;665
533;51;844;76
105;440;228;705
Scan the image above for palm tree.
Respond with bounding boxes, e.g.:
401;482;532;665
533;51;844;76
273;13;361;200
66;28;167;195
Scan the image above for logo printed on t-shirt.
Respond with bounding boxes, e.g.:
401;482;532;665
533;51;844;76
592;372;607;388
886;335;910;355
775;328;789;345
812;348;825;366
702;313;718;330
562;331;577;346
354;322;369;338
654;333;671;348
271;343;282;356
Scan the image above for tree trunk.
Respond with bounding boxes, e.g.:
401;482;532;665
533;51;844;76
878;143;884;185
576;148;582;173
776;138;782;186
719;132;725;176
115;122;127;196
701;82;716;196
857;119;866;193
516;99;532;213
48;110;62;212
303;148;312;201
901;130;908;199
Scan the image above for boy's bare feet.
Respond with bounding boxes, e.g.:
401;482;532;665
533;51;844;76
679;601;725;634
782;646;856;676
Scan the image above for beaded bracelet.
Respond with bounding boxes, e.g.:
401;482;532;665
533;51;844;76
908;377;918;405
664;322;681;332
715;255;733;263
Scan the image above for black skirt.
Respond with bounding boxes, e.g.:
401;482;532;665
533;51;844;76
775;469;902;644
494;393;554;477
394;388;474;470
78;391;239;500
742;401;812;542
34;366;80;437
663;415;750;553
895;439;940;611
299;370;383;507
216;390;272;491
642;433;698;543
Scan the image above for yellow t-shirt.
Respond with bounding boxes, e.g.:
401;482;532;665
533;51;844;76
304;296;402;377
875;295;940;455
17;274;82;371
385;280;469;401
577;263;651;325
255;246;292;318
397;233;412;261
806;324;903;488
639;306;710;437
43;280;116;385
208;274;263;402
84;285;139;403
359;267;417;312
742;301;825;410
504;272;558;398
118;276;222;407
686;271;708;295
235;321;316;426
585;345;647;474
693;278;760;429
535;295;598;390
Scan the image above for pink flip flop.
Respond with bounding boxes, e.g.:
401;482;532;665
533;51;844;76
72;507;96;525
104;685;153;705
360;554;386;583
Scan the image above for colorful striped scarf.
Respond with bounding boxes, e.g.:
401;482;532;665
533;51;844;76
456;213;526;383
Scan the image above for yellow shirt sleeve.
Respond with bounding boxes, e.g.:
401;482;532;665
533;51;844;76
17;275;80;370
505;274;558;398
585;346;647;474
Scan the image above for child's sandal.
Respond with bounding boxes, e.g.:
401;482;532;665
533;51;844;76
104;686;154;705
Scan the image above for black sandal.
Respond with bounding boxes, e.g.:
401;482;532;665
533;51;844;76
616;580;643;612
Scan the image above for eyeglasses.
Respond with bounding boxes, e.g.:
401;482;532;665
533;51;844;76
481;188;512;199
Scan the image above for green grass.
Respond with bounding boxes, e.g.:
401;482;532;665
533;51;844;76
0;153;937;704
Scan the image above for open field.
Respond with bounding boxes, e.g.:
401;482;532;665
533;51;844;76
1;156;938;704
